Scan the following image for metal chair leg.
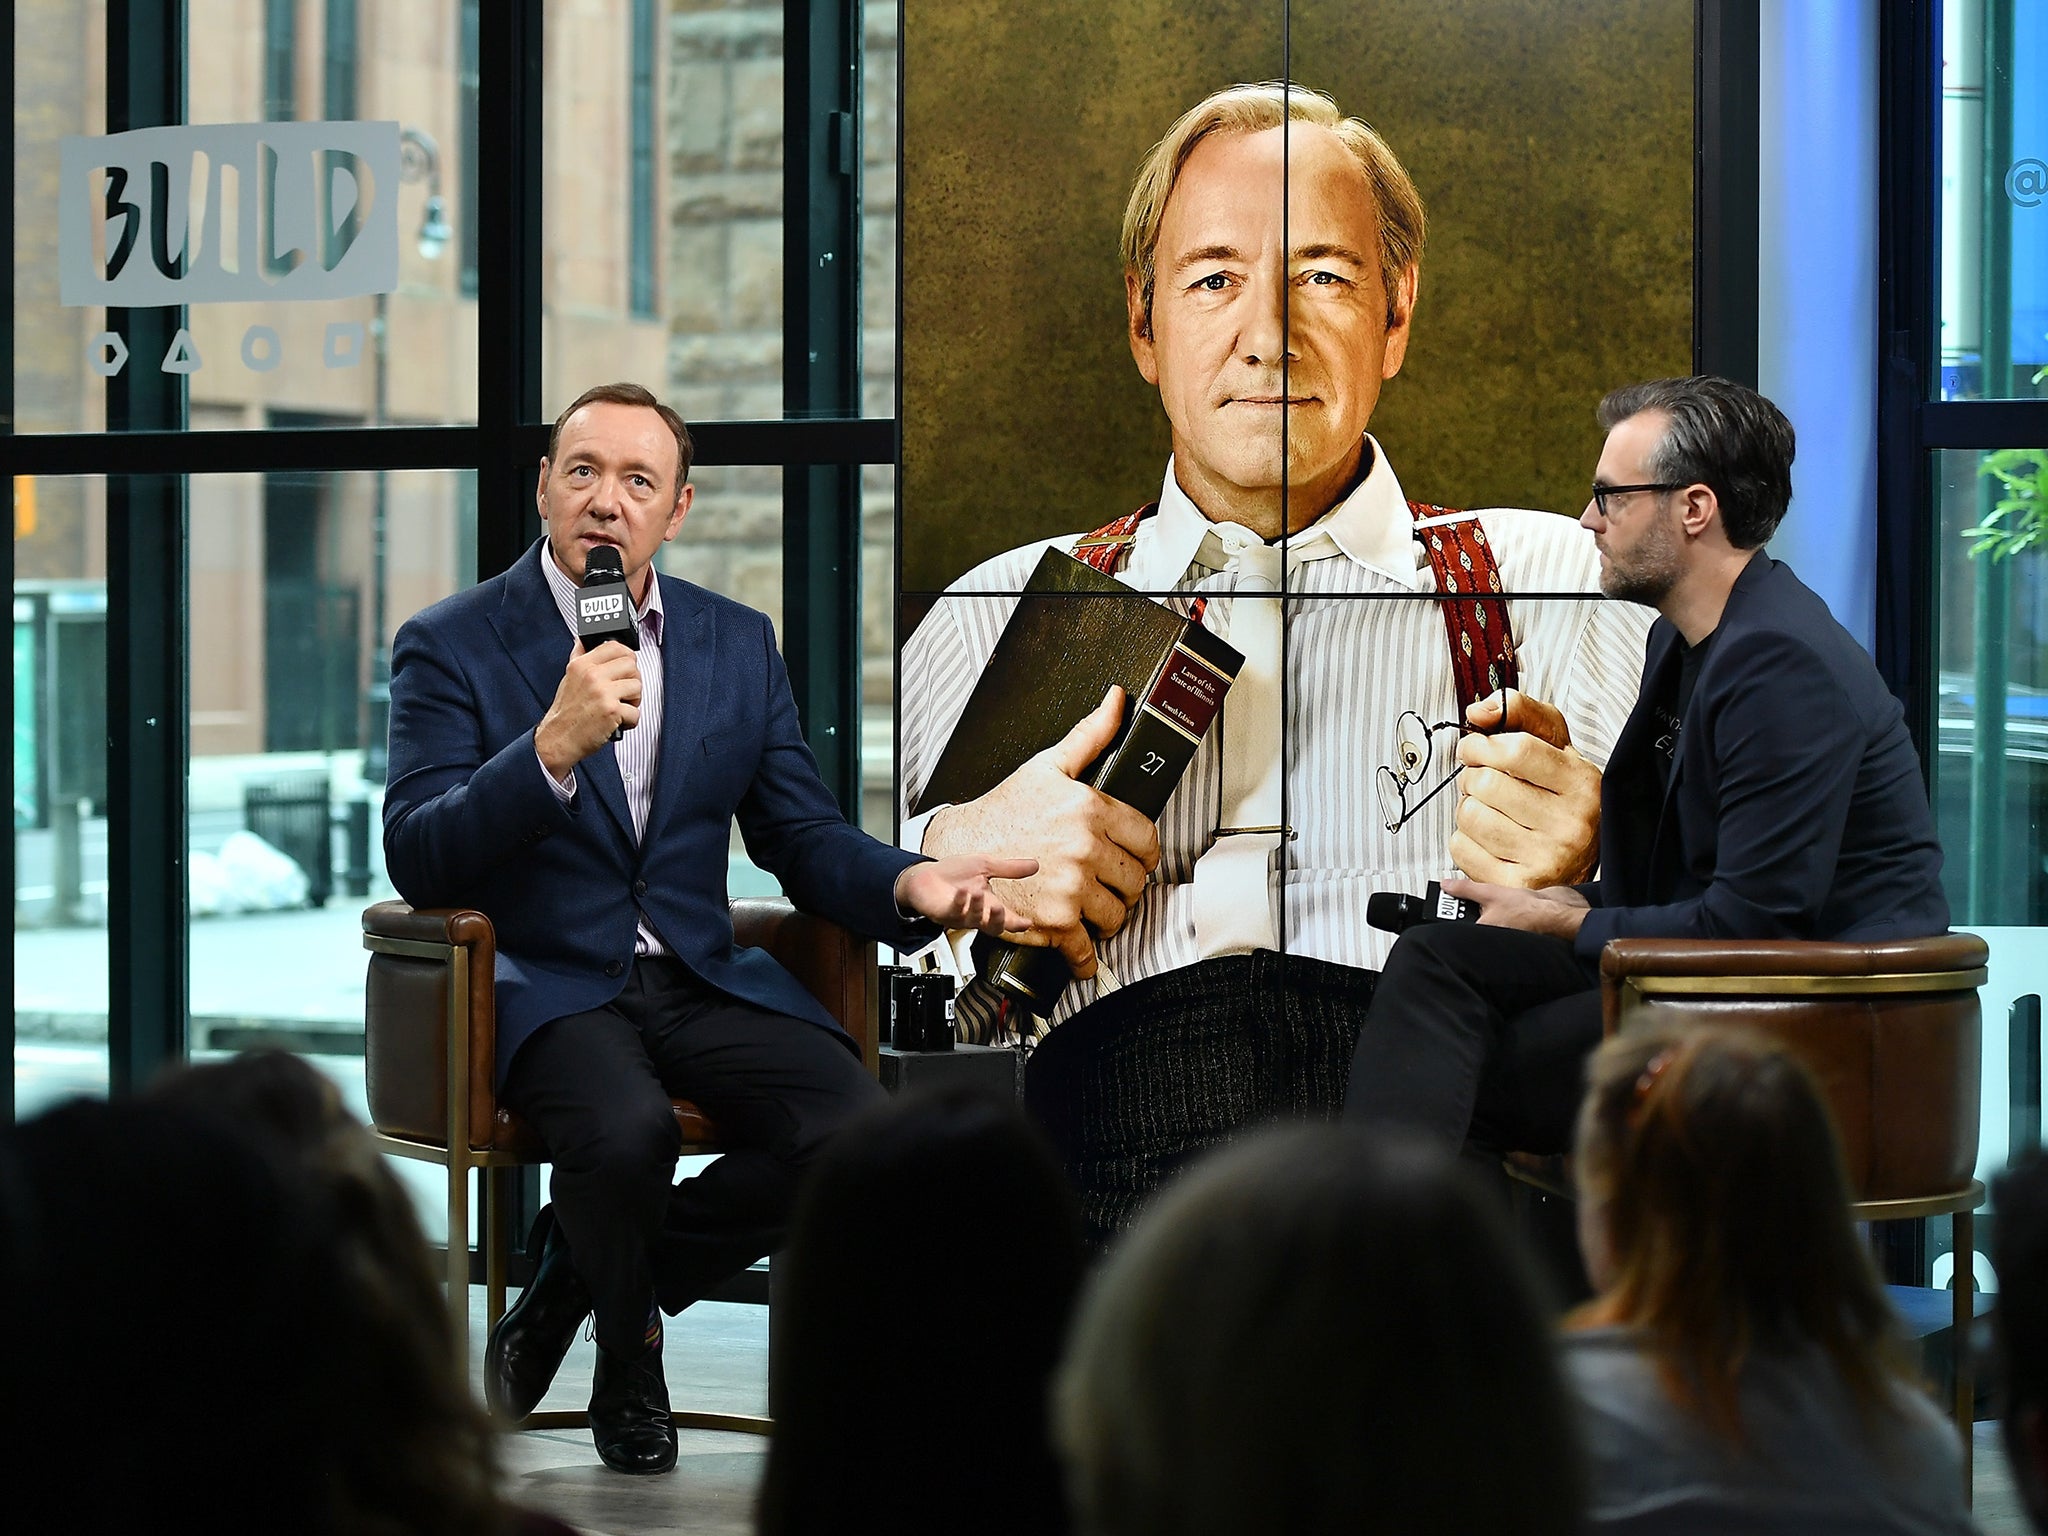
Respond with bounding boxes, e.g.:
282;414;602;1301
1956;1208;1975;1498
447;1154;471;1358
486;1164;510;1332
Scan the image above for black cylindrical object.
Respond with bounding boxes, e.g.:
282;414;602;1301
878;964;911;1046
892;972;956;1051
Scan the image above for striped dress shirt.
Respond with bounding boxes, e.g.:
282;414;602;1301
539;542;670;957
899;438;1654;1031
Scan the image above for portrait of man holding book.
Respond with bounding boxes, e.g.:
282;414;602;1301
897;80;1658;1243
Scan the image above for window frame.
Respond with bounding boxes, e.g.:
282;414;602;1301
1877;0;2048;752
0;0;886;1162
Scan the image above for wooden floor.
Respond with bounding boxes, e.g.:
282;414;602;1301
470;1290;2033;1536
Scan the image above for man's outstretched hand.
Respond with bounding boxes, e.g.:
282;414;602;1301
920;687;1160;980
1449;689;1602;888
894;855;1040;936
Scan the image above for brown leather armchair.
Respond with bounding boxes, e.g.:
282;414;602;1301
362;896;879;1434
1598;932;1989;1466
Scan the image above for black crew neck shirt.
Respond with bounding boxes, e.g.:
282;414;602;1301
1653;632;1714;790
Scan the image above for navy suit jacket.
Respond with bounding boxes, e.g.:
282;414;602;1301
1575;553;1948;961
383;540;926;1080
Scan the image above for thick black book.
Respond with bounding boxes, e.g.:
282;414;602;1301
911;548;1241;1016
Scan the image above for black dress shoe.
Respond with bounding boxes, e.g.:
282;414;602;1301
590;1343;678;1475
484;1206;592;1422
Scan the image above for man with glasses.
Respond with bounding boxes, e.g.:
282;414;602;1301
1345;375;1950;1157
897;83;1651;1241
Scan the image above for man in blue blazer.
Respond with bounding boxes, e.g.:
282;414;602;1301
385;383;1030;1473
1344;376;1949;1153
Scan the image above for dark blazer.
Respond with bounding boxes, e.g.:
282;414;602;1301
383;540;925;1078
1575;552;1948;961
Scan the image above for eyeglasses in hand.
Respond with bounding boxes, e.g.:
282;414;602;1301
1376;709;1489;834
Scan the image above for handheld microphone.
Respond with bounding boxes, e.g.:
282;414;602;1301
576;545;640;652
1366;881;1481;935
576;545;639;742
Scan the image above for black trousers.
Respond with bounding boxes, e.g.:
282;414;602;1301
500;956;884;1358
1343;921;1602;1155
1025;951;1377;1248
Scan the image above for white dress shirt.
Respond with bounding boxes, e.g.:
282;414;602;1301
898;437;1654;1029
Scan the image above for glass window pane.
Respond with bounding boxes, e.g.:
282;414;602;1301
863;3;897;419
14;478;109;1114
187;466;472;1218
1933;448;2048;1182
1938;0;2048;401
861;463;895;841
1934;446;2048;925
542;1;894;424
540;3;695;418
13;3;106;434
13;3;480;433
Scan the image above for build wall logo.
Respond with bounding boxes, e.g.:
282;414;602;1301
60;120;399;304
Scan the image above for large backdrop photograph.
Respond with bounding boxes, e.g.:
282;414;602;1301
889;0;1694;1161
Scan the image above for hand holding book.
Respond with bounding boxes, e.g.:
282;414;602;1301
910;549;1241;1015
922;685;1159;981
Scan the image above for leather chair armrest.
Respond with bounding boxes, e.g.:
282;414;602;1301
1598;934;1989;1037
732;897;879;1072
363;899;496;952
363;900;499;1150
1600;933;1988;980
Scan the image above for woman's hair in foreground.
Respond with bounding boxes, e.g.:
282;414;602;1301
1055;1126;1584;1536
146;1051;509;1536
1572;1025;1912;1442
2;1053;509;1536
758;1087;1087;1536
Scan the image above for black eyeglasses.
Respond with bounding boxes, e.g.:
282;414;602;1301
1589;482;1686;519
1376;710;1487;833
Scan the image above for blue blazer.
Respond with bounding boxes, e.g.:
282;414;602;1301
1575;553;1949;961
383;540;926;1079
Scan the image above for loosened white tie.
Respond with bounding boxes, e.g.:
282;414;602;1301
1189;526;1341;957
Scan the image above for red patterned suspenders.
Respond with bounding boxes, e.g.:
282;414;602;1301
1071;503;1210;626
1405;501;1518;716
1067;501;1518;716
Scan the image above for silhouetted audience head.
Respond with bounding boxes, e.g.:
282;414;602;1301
3;1055;525;1536
758;1087;1086;1536
1054;1126;1584;1536
1995;1148;2048;1529
1573;1025;1910;1437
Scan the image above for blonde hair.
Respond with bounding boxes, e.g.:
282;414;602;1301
1120;81;1427;330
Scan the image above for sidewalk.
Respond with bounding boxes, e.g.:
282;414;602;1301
14;844;791;1048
